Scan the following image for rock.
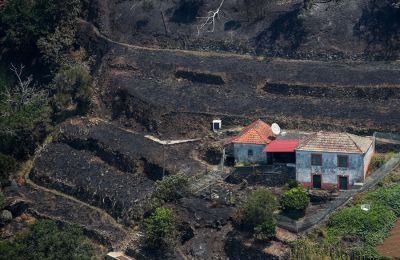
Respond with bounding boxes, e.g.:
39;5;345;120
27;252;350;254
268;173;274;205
0;210;13;225
7;199;30;217
178;222;194;243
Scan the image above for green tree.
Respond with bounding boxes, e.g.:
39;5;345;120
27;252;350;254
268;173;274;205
0;65;50;159
241;188;278;240
153;174;190;202
281;187;310;212
145;207;176;248
0;0;80;61
0;220;95;259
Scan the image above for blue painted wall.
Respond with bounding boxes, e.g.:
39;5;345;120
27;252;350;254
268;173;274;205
296;151;365;187
233;143;266;163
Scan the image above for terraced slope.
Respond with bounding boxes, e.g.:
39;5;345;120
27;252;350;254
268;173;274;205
95;43;400;137
31;119;204;225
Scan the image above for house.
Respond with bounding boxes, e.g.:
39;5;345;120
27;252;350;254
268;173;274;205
224;120;274;163
295;132;375;190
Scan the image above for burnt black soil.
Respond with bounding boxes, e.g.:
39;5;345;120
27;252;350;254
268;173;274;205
4;184;126;249
98;45;400;137
90;0;400;61
31;119;204;225
32;143;155;225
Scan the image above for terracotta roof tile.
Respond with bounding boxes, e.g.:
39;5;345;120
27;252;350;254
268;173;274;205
296;131;373;154
226;120;274;145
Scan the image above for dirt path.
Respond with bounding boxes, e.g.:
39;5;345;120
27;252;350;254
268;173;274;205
376;219;400;257
78;18;400;67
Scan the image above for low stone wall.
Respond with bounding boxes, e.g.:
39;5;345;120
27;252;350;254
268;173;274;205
226;166;295;187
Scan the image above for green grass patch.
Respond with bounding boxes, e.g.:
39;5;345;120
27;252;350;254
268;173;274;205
364;183;400;216
327;204;396;246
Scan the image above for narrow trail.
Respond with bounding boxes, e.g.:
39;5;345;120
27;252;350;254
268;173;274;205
77;18;397;66
77;18;265;62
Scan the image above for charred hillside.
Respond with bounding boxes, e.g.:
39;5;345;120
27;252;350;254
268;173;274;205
87;0;400;60
93;43;400;137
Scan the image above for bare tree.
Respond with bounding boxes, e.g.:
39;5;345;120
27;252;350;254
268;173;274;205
0;64;48;135
5;64;47;111
196;0;225;35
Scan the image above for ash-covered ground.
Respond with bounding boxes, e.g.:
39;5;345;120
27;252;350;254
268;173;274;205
89;0;400;60
95;44;400;138
10;0;400;258
31;118;205;225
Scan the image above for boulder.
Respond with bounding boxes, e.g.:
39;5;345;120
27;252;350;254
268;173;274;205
0;210;13;225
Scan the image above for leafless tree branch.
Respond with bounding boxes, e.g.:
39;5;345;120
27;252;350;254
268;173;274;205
7;63;47;110
196;0;225;35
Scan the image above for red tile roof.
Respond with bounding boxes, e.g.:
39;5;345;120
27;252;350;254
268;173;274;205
264;140;300;153
225;120;274;145
296;131;373;154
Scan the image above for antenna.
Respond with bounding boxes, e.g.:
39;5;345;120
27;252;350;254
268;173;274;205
271;123;281;135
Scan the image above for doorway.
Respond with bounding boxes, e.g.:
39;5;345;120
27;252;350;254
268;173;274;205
312;174;322;189
339;176;349;190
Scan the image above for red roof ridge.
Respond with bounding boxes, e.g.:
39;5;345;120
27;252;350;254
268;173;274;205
225;119;274;145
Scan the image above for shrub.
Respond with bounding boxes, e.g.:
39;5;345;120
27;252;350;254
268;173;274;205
281;188;310;211
145;207;175;247
0;153;16;186
327;204;396;246
203;143;223;165
369;152;396;173
0;219;95;259
241;188;278;240
52;64;92;116
153;174;189;202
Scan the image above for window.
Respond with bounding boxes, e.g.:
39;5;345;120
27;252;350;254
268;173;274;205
311;154;322;166
337;155;349;168
248;149;253;157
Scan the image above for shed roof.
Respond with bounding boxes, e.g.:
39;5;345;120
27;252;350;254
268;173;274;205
225;119;274;145
264;140;299;153
296;131;373;154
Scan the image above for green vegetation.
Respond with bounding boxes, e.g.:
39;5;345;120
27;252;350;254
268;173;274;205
0;0;80;64
52;64;92;118
241;188;278;240
145;207;176;248
369;152;397;173
281;187;310;212
364;184;400;216
0;220;95;259
0;192;6;209
291;169;400;258
153;174;190;202
0;0;93;171
0;153;16;186
327;204;396;246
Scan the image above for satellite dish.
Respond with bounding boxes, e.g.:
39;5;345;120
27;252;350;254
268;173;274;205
271;123;281;135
